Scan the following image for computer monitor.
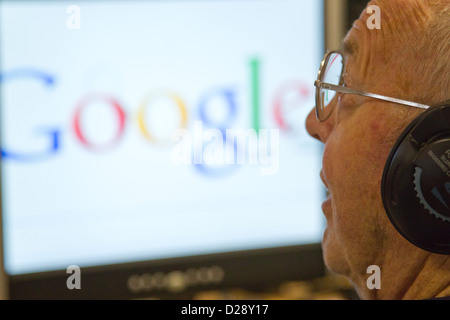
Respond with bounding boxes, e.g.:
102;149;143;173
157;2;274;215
0;0;344;299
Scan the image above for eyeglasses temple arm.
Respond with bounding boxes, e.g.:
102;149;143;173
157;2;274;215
315;81;430;109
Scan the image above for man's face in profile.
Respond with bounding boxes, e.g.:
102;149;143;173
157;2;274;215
305;0;424;279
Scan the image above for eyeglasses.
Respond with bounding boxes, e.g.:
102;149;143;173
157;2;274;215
314;51;430;122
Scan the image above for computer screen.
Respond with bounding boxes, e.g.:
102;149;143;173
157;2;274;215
0;0;326;299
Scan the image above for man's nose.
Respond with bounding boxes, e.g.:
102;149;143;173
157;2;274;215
305;106;334;143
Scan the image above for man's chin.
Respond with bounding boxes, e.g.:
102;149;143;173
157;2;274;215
321;228;349;276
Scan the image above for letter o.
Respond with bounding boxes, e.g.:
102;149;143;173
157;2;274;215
73;93;126;151
137;91;188;145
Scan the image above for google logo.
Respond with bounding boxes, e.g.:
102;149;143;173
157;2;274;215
0;58;310;172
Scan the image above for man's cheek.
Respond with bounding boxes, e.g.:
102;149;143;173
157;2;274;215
366;119;398;173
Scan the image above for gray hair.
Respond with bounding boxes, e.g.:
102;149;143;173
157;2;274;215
378;0;450;148
407;0;450;104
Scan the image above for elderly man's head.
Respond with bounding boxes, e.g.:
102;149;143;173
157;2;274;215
347;0;449;103
305;0;450;299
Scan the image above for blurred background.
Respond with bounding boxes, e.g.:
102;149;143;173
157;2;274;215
0;0;369;300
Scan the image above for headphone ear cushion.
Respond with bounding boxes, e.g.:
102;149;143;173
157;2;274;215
382;101;450;254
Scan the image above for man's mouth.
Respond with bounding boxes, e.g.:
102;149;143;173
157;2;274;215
320;170;329;192
320;170;332;211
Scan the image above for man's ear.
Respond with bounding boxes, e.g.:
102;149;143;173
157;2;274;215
381;100;450;255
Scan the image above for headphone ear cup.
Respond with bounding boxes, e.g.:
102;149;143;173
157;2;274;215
382;100;450;254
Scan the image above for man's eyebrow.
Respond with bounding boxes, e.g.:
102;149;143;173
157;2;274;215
341;39;357;56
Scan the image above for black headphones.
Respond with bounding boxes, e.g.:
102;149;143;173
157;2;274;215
382;99;450;254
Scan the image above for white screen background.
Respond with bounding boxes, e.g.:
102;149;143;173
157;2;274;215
0;0;324;275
